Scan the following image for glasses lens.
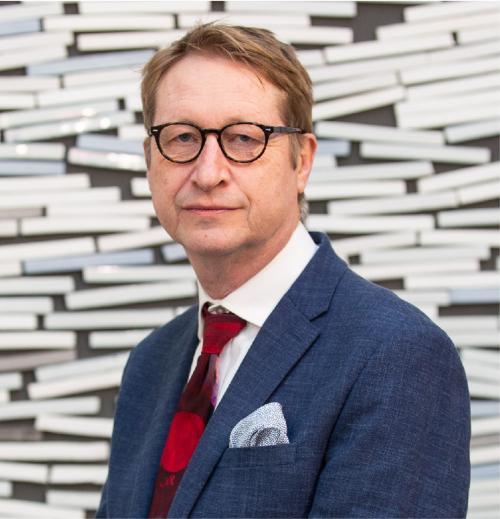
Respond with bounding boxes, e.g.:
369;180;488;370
159;124;202;162
221;124;266;162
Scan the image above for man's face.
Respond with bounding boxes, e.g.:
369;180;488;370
146;52;315;266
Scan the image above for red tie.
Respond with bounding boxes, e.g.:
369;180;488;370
148;303;246;518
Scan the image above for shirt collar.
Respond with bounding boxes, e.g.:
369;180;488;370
197;222;318;340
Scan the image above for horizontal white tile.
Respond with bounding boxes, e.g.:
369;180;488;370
0;441;108;461
405;271;500;290
465;362;500;385
451;331;500;348
79;1;209;13
48;200;155;217
0;350;76;374
0;497;84;519
361;142;490;164
0;314;37;330
49;464;107;484
0;480;11;497
469;478;500;495
0;373;22;391
274;27;353;45
0;277;74;295
313;73;399;101
307;214;434;234
0;208;41;219
420;229;500;247
438;208;499;227
0;237;95;262
306;180;405;201
0;331;75;349
97;226;172;253
29;369;124;399
377;9;500;40
130;177;151;197
45;308;174;330
406;71;500;100
77;30;186;51
28;49;154;75
313;86;405;120
0;99;119;129
0;461;48;483
119;124;146;141
310;161;433;183
361;245;490;265
5;111;135;142
0;262;21;278
46;490;101;511
0;389;10;404
309;53;427;82
445;118;500;143
315;121;444;145
396;90;500;117
83;265;196;284
0;30;73;52
0;142;65;160
0;45;67;72
0;92;35;109
428;39;500;64
327;191;458;215
0;18;40;37
462;349;500;366
0;173;89;192
332;231;418;257
0;220;17;237
417;162;500;193
391;290;450;306
353;259;478;282
24;248;154;275
437;316;499;331
470;445;500;465
0;159;65;176
178;13;310;29
63;67;140;89
161;242;188;263
20;216;150;236
0;75;59;92
0;396;99;422
68;147;146;172
65;280;196;310
458;180;500;204
1;297;53;314
404;1;495;22
325;33;453;63
225;1;356;16
0;2;64;22
89;329;152;348
43;13;175;31
400;56;500;85
457;25;500;44
0;186;121;209
296;49;324;67
35;352;129;382
468;381;500;400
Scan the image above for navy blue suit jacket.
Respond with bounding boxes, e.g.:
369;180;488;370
97;232;470;518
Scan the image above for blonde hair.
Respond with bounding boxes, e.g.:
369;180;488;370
141;23;313;219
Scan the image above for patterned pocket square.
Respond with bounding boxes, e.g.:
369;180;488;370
229;402;289;448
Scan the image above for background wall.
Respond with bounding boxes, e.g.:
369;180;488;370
0;1;498;517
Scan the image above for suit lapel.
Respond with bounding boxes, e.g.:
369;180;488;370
126;311;199;518
169;233;348;518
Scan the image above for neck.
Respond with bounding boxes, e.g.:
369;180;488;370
190;226;297;300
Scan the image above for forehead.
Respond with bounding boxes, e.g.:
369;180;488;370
153;52;285;125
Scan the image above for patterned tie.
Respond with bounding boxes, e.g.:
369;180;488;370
148;303;246;518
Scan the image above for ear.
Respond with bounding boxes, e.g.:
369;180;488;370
295;133;317;194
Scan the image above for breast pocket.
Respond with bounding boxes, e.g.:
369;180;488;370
219;443;297;468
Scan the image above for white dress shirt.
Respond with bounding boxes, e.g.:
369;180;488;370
191;222;318;407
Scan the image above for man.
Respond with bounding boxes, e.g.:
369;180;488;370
97;24;470;518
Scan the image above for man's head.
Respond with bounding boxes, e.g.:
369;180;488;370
141;24;316;274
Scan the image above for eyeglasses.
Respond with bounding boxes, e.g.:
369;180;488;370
148;122;304;164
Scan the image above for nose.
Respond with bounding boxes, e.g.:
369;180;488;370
190;134;230;192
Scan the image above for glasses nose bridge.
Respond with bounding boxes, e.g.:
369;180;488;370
200;127;225;155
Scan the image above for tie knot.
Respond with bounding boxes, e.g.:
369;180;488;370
202;303;246;355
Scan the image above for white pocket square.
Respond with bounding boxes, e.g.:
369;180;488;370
229;402;289;448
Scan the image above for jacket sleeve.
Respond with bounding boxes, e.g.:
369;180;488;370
308;324;471;518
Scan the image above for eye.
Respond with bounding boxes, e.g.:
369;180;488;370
177;133;193;143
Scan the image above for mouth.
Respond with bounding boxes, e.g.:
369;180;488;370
183;206;238;215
